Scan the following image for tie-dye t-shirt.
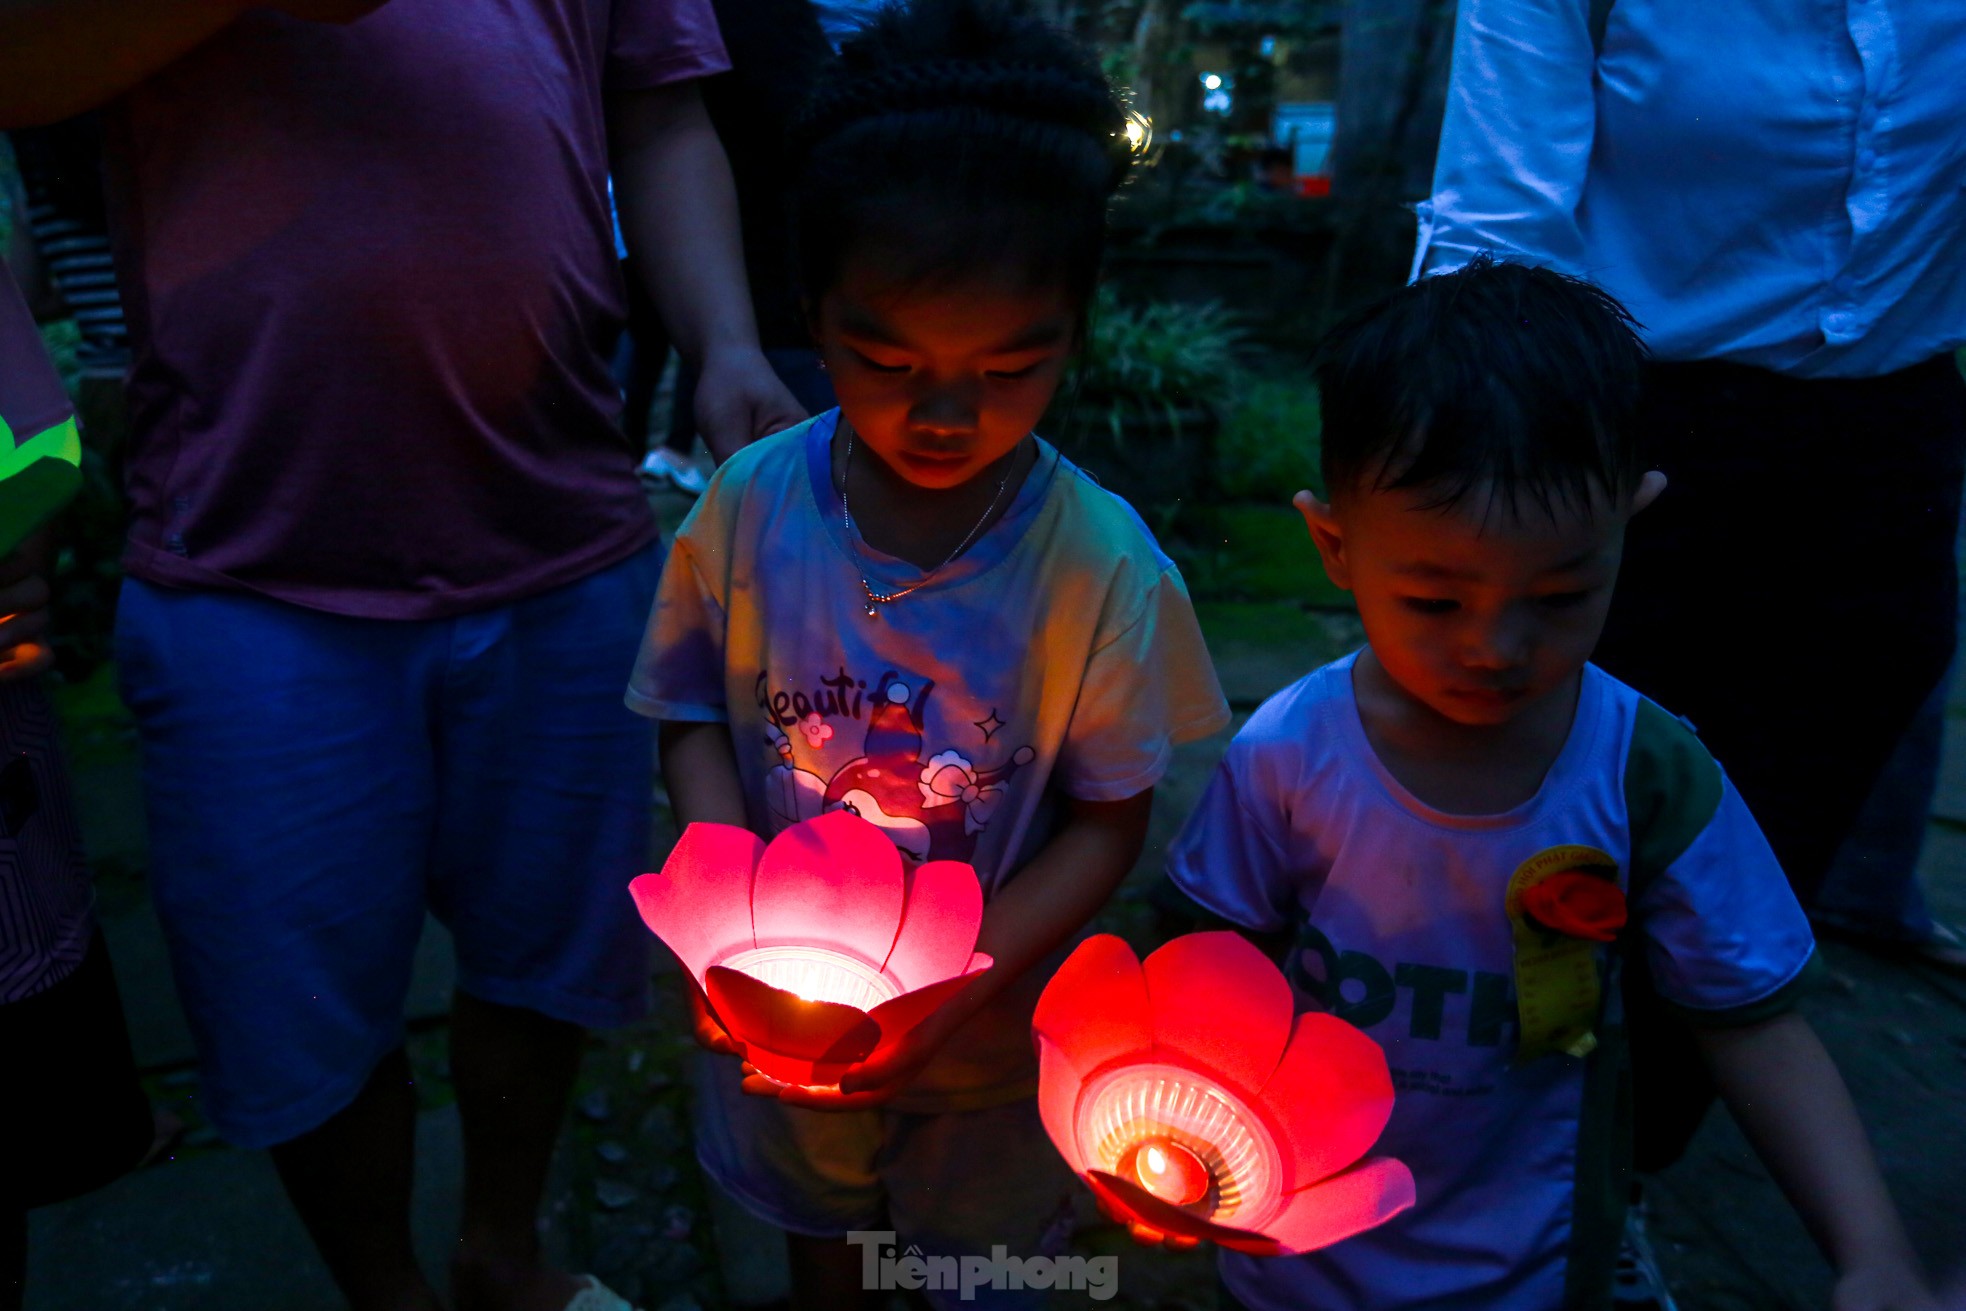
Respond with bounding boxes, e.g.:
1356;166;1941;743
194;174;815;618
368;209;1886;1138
629;410;1229;1106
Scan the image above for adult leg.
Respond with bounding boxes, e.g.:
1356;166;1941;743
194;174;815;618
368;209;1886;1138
430;544;663;1311
268;1048;437;1311
447;992;586;1311
114;580;442;1309
1812;669;1948;944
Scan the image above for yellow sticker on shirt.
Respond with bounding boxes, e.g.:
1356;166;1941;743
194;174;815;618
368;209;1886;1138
1507;844;1620;1062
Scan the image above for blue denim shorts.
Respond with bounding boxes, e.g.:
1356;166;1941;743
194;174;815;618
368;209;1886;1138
114;544;661;1147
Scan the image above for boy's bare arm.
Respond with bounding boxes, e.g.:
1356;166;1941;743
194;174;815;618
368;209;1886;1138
0;0;385;128
657;719;748;829
763;789;1154;1108
1697;1012;1935;1311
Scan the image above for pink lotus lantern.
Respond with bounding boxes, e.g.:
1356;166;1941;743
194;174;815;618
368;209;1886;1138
630;811;993;1088
1033;932;1414;1255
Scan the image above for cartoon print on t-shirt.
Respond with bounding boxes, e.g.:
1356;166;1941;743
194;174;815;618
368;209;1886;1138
757;668;1033;863
763;727;828;830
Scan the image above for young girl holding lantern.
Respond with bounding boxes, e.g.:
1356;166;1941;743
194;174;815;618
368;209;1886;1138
625;0;1229;1302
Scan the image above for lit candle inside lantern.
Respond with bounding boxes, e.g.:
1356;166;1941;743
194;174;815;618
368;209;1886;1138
1133;1136;1210;1206
1034;933;1416;1254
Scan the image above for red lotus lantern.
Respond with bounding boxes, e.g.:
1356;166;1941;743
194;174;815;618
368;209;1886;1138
1033;932;1414;1255
630;811;993;1088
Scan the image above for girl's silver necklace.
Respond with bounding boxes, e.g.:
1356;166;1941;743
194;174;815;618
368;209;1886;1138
840;423;1016;620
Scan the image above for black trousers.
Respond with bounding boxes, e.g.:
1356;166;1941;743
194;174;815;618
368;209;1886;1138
1599;354;1966;904
0;927;151;1209
1599;354;1966;1172
1;926;150;1307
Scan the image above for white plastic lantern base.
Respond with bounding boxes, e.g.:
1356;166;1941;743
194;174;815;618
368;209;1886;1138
1075;1062;1283;1226
720;945;900;1011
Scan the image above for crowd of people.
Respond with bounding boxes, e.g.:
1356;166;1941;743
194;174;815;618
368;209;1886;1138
0;1;1960;1310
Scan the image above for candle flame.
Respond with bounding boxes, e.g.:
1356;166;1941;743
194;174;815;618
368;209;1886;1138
1132;1135;1211;1206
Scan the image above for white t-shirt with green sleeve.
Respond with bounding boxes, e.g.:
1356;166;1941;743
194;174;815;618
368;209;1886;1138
1168;651;1816;1310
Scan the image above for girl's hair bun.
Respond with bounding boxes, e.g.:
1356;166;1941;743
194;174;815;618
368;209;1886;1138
791;0;1131;193
788;0;1128;307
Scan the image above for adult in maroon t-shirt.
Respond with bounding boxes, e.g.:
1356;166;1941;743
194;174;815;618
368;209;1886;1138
2;1;804;1308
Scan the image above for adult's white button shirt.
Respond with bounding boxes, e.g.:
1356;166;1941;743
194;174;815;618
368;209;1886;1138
1412;0;1966;378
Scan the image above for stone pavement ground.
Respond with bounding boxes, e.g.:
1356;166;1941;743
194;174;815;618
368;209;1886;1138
23;558;1966;1310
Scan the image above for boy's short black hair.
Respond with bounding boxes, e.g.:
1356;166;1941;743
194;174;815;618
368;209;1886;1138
786;0;1130;311
1313;256;1648;517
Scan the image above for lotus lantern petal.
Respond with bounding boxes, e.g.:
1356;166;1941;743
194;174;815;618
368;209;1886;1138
1033;932;1415;1255
630;811;993;1087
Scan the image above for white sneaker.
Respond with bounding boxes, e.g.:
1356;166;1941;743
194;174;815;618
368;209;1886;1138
1613;1189;1679;1310
640;446;708;497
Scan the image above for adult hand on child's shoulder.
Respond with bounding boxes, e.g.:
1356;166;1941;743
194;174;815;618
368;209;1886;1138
691;345;807;465
1832;1261;1940;1311
261;0;391;24
0;533;55;683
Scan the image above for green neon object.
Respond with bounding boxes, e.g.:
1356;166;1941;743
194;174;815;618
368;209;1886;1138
0;412;83;558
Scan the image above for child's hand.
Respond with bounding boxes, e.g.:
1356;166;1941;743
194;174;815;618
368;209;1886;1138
737;1012;954;1110
0;534;55;683
684;975;743;1057
1832;1263;1939;1311
1121;1221;1200;1251
1091;1191;1201;1251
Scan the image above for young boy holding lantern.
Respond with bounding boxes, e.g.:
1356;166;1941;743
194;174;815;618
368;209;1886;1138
1165;259;1934;1310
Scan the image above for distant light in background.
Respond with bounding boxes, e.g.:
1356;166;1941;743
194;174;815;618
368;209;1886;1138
1274;102;1338;177
1259;35;1277;58
1199;71;1233;117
